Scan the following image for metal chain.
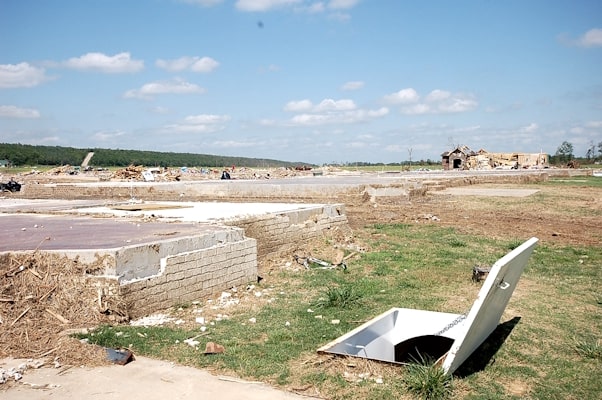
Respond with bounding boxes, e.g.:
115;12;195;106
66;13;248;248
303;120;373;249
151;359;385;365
434;311;469;336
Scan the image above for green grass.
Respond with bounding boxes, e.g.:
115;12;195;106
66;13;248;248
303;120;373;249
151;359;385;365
403;354;454;400
542;175;602;188
78;225;602;399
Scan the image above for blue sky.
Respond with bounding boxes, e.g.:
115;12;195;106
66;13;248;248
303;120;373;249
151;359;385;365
1;0;601;164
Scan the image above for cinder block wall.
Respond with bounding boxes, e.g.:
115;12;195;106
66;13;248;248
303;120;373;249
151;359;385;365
118;237;257;318
225;204;348;261
112;205;347;317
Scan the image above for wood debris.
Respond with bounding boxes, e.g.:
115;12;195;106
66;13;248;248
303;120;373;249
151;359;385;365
0;252;127;366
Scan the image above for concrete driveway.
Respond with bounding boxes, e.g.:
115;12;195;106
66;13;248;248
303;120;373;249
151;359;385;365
2;356;311;400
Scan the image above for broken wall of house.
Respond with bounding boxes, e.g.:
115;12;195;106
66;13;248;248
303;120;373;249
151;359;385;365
224;204;349;261
118;237;257;318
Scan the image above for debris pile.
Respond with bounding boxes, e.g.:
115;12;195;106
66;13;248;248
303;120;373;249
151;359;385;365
111;165;147;180
45;165;75;175
0;178;21;192
110;165;182;182
0;252;126;365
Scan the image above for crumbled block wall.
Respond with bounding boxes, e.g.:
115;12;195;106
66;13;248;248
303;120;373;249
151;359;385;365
98;204;347;317
224;204;348;260
118;237;257;318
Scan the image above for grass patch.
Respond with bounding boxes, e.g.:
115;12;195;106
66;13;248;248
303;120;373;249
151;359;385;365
78;223;602;399
575;338;602;360
403;354;453;400
544;176;602;188
315;285;363;309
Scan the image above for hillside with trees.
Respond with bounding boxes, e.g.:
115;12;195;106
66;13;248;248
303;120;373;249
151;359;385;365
0;143;306;169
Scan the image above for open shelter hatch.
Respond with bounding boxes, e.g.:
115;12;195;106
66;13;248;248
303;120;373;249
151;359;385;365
317;237;539;374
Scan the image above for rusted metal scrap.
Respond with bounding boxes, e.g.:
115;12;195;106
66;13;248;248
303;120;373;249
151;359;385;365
472;265;491;282
105;348;134;365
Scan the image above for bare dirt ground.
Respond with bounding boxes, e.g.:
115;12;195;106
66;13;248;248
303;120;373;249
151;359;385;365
1;172;601;399
343;183;602;247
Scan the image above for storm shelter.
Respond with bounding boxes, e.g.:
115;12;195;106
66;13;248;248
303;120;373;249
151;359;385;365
317;237;539;374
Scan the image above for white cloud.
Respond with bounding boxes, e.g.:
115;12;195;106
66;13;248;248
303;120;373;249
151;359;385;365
285;98;356;112
585;120;602;128
559;28;602;48
213;139;257;148
305;2;325;13
400;104;431;115
290;106;388;126
124;78;205;100
314;98;356;112
235;0;302;12
285;96;387;126
235;0;359;19
183;114;230;124
578;28;602;48
156;56;219;73
393;89;477;114
437;95;477;113
0;105;41;118
284;99;313;112
93;130;126;141
0;63;48;88
64;52;144;73
165;114;230;133
341;80;364;91
384;88;419;104
425;89;450;102
521;123;539;133
328;0;359;10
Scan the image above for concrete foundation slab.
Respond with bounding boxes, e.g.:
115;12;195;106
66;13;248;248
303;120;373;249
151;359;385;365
0;198;348;318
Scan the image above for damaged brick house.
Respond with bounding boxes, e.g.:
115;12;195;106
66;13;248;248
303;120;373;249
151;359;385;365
441;146;549;170
441;145;474;170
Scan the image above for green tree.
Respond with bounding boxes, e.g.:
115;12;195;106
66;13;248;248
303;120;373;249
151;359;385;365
555;141;574;164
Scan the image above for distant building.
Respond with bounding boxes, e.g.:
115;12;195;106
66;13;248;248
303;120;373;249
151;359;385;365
0;159;10;168
441;146;475;170
441;146;549;170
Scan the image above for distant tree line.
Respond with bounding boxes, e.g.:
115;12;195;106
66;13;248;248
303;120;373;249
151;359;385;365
550;140;602;165
0;143;304;169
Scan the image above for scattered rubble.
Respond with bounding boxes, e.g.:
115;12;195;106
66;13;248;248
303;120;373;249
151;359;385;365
293;254;349;271
6;165;336;184
0;358;53;387
204;342;225;355
130;313;175;327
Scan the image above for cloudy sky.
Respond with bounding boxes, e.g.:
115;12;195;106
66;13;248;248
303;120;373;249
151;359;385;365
1;0;601;164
